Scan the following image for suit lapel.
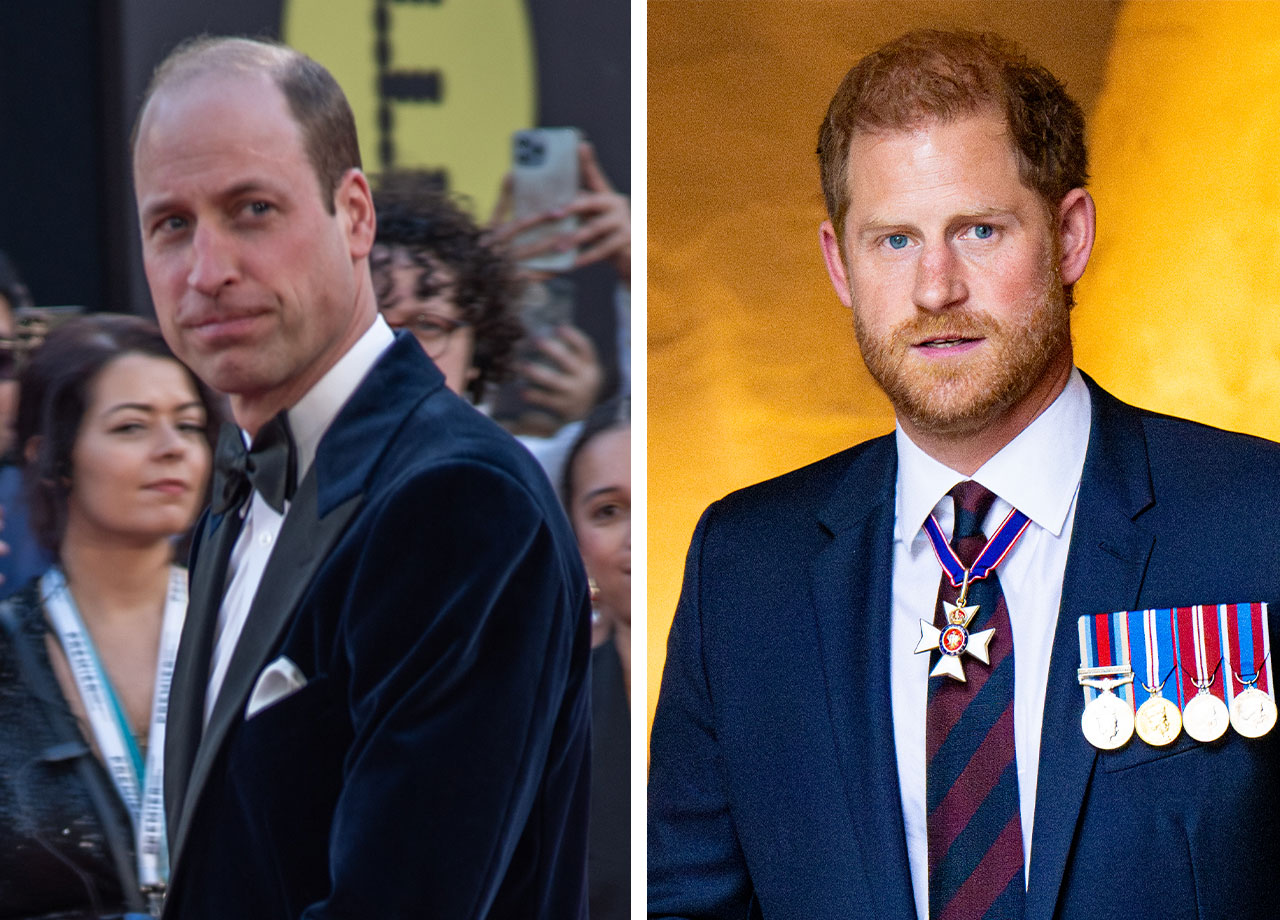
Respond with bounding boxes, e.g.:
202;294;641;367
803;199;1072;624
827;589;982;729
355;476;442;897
1025;378;1155;920
165;509;242;852
168;470;362;867
810;437;917;917
167;335;440;873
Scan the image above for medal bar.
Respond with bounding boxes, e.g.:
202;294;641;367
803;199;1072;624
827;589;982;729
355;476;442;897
1078;604;1276;750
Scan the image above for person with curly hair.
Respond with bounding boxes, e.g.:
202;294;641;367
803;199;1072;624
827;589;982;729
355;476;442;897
371;172;523;404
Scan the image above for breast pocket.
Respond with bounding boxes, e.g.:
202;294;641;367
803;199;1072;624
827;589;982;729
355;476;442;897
1097;729;1202;773
233;674;339;755
226;674;352;860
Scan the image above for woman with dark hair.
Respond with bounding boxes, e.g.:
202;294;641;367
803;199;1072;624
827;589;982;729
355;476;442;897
563;396;631;688
562;396;630;920
0;313;218;916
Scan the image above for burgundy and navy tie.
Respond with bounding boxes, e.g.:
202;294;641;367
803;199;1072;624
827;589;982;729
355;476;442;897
926;481;1025;920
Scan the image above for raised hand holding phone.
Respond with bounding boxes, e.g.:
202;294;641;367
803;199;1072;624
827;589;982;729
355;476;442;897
493;137;630;283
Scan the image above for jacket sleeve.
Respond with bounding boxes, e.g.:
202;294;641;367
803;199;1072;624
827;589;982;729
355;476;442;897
304;460;591;919
648;503;757;920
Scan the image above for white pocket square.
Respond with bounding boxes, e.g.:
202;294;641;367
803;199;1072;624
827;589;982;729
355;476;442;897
245;655;308;719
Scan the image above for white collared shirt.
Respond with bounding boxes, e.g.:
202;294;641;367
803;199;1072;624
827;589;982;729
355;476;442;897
204;316;396;725
891;368;1091;920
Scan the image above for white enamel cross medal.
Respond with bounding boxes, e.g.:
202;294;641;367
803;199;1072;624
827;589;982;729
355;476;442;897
915;594;996;682
917;498;1030;683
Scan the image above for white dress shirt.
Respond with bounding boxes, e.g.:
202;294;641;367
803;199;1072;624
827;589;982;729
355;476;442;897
890;368;1091;920
204;316;396;725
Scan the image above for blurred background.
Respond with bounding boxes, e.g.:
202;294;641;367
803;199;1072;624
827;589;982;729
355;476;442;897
648;1;1280;734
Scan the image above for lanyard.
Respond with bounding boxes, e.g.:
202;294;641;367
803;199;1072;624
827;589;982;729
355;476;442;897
41;565;186;890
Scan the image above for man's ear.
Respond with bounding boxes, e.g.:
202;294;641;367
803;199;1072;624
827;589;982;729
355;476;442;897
819;220;854;309
1057;187;1095;287
335;168;376;260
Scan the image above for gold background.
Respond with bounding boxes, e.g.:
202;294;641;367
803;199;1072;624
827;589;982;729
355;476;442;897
648;1;1280;736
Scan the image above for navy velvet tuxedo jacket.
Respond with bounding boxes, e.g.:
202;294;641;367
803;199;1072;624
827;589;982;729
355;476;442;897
164;334;591;919
649;376;1280;920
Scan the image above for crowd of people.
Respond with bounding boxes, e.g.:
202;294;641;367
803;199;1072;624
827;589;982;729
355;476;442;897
0;33;629;920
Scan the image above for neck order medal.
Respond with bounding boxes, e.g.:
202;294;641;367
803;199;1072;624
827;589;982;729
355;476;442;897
915;587;996;682
915;501;1030;682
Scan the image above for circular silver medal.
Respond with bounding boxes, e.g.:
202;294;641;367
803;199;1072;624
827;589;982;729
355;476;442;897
1229;686;1278;739
1081;691;1134;750
1183;690;1230;742
1135;695;1181;746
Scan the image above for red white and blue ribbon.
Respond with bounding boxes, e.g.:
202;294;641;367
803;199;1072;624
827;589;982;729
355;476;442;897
1078;609;1137;708
1080;604;1273;711
922;505;1031;590
1128;608;1181;708
1221;602;1273;701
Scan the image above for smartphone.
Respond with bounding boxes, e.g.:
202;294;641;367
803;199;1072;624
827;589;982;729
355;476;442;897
510;127;581;273
489;278;576;430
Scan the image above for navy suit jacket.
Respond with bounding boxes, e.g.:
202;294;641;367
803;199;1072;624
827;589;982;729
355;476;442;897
649;376;1280;920
164;334;591;919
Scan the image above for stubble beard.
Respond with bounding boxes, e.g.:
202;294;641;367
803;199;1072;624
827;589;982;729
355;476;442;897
852;267;1072;439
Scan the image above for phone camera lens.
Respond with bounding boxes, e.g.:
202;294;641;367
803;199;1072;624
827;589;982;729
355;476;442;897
515;134;546;167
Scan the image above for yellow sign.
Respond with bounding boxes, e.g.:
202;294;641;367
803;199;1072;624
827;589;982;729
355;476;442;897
283;0;536;216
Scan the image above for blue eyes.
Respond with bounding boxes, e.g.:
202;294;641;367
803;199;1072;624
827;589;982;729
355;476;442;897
881;224;995;250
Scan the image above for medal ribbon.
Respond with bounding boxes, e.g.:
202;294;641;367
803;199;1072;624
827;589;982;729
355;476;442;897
1175;605;1224;703
922;504;1031;591
1078;611;1135;708
1223;602;1273;701
1123;609;1151;709
1128;608;1181;708
1155;608;1183;705
41;566;186;889
1084;606;1274;713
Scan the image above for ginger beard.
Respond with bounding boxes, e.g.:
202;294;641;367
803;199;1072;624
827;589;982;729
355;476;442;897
852;236;1071;438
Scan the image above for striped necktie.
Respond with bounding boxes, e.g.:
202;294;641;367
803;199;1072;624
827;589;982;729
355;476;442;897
926;480;1025;920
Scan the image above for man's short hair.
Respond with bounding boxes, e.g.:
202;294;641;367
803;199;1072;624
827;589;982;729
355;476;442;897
817;29;1088;239
133;36;361;214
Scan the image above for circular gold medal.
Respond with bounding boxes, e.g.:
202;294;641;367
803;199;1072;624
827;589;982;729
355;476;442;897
1081;691;1134;750
1135;695;1181;746
1183;691;1229;742
1229;686;1278;739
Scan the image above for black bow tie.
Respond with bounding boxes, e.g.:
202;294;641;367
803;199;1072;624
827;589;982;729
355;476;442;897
211;414;298;515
